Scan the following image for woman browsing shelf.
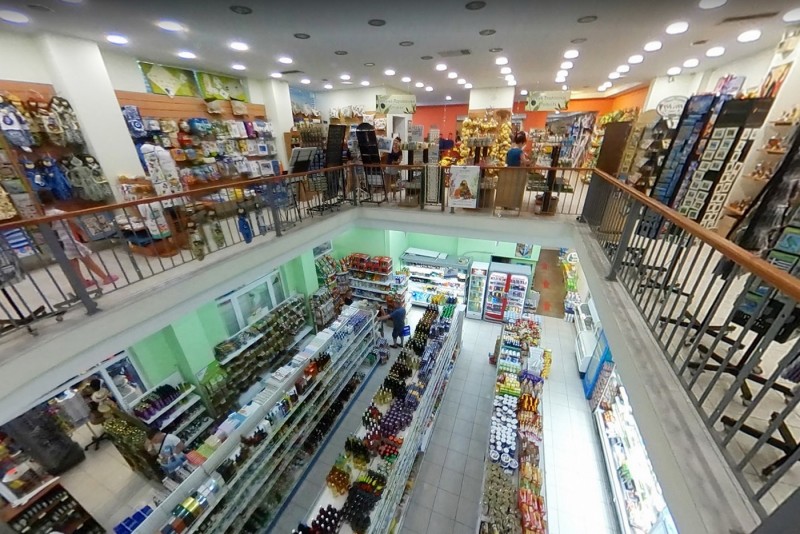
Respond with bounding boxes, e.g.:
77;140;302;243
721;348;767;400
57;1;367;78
386;137;403;200
506;131;530;167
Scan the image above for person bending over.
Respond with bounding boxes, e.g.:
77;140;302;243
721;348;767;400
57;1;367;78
378;301;406;348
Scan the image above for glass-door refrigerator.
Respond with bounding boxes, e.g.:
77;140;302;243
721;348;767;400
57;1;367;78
466;261;489;319
483;263;532;322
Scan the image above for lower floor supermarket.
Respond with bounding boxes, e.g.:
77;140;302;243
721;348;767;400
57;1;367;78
0;226;725;534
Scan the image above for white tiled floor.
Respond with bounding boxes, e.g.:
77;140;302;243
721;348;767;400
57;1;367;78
402;314;619;534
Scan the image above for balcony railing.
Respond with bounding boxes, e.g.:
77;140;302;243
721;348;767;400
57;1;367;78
584;168;800;519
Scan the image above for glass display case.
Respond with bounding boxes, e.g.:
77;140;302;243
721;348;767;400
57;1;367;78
466;261;489;319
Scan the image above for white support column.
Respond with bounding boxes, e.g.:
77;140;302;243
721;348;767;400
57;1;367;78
37;34;142;198
251;78;294;170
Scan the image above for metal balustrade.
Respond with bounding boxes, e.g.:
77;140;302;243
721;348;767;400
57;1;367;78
585;169;800;519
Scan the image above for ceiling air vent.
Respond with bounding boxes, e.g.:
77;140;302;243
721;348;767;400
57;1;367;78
719;12;778;24
280;70;304;75
438;49;471;58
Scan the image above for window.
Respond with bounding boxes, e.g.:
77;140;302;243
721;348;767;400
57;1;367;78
217;270;287;335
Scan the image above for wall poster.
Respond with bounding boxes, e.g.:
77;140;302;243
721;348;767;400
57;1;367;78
139;62;200;97
448;165;480;208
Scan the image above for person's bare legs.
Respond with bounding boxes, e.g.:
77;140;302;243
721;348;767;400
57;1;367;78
68;258;94;287
79;255;117;284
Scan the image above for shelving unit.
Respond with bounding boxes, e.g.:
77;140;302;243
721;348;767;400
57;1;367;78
302;305;465;534
402;249;470;307
0;483;104;534
132;307;376;534
347;254;409;309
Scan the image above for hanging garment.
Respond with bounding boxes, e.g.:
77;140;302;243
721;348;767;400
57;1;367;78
121;105;147;138
20;158;48;192
207;211;225;248
49;96;84;146
7;94;40;147
188;222;206;261
0;187;18;221
39;156;72;200
64;155;108;201
0;100;34;151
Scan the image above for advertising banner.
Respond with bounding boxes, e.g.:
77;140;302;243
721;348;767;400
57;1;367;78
376;94;417;114
448;166;481;208
524;91;571;111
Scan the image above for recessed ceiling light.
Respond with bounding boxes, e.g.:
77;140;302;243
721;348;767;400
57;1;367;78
323;83;333;89
562;84;568;90
401;76;412;82
667;66;682;76
448;72;458;79
278;56;293;64
361;81;370;86
617;65;630;73
557;70;568;77
457;78;466;84
446;95;452;101
415;81;424;88
229;5;253;15
609;72;620;79
505;74;515;81
706;45;725;57
300;78;311;84
342;81;353;85
178;50;197;59
644;41;662;52
555;76;566;83
577;15;598;23
738;29;762;43
495;56;509;65
156;20;187;32
335;50;348;55
384;68;396;76
560;61;574;69
508;80;517;86
479;29;496;36
340;74;351;80
602;81;612;88
294;33;310;39
436;63;448;71
563;49;579;59
399;41;414;46
784;8;800;22
570;38;587;44
489;47;503;53
598;85;608;92
683;58;699;68
628;54;644;64
464;83;473;89
699;0;727;8
364;62;375;67
500;67;512;74
666;21;689;35
105;33;129;45
425;86;434;91
465;1;486;10
520;89;528;95
270;72;283;78
231;64;246;71
368;19;386;26
229;41;249;51
421;55;434;60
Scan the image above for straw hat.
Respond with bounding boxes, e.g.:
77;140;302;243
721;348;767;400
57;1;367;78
91;388;110;403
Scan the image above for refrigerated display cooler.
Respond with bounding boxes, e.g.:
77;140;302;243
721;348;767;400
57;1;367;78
402;249;471;306
466;261;489;319
483;263;532;322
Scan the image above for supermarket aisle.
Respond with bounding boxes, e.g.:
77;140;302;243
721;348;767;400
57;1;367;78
402;316;617;534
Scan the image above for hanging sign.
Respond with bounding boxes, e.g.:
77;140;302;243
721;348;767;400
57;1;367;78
448;165;481;208
656;96;688;121
376;94;417;114
524;91;570;111
139;62;200;97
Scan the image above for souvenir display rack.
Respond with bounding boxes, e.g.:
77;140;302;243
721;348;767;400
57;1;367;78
131;307;377;533
299;305;465;534
315;254;351;316
346;253;409;309
0;483;104;534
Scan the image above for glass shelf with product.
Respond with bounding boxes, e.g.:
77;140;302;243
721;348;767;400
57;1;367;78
466;261;490;319
483;262;532;323
590;359;677;534
345;253;409;310
401;248;471;307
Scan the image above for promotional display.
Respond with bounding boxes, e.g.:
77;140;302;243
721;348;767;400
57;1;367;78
484;262;532;323
346;253;409;309
448;166;481;208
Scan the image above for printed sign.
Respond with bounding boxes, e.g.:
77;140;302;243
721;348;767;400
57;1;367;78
139;62;199;97
376;94;417;114
656;96;688;121
524;91;570;111
196;72;248;102
448;165;481;208
408;124;424;143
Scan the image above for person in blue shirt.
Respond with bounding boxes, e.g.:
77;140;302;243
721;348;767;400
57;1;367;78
506;131;529;167
378;302;407;348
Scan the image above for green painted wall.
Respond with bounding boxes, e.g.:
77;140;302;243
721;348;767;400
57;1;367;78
457;238;540;265
406;233;459;257
331;228;388;259
129;329;182;386
386;230;408;267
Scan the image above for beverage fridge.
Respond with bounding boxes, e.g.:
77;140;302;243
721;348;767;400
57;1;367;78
466;261;489;319
483;263;532;322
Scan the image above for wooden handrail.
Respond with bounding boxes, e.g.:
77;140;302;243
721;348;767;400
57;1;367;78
592;169;800;303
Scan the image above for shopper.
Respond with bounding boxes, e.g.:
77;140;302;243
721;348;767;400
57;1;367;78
386;137;403;200
39;190;118;287
145;429;186;478
506;131;529;167
378;302;406;348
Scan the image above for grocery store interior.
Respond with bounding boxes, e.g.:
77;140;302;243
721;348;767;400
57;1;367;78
4;1;800;534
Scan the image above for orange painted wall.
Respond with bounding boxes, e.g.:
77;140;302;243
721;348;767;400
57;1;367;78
411;103;468;138
611;86;649;113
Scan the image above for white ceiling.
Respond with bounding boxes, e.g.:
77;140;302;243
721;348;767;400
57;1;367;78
1;0;797;104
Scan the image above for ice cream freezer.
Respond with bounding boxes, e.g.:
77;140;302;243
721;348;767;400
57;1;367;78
483;262;532;323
